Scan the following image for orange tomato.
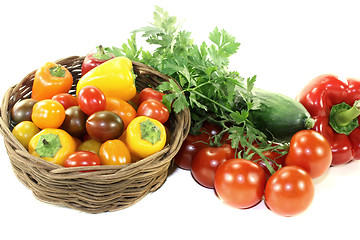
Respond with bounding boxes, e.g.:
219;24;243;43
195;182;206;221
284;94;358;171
99;139;131;165
105;97;137;128
31;99;65;129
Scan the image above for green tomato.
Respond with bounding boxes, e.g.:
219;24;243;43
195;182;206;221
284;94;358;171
12;121;40;149
77;139;102;155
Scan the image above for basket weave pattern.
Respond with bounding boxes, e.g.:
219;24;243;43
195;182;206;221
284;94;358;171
0;56;190;213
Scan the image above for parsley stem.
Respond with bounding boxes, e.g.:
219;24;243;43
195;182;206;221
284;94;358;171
191;90;235;114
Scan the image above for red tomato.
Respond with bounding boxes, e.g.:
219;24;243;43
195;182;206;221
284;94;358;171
251;145;287;179
191;144;235;188
265;166;315;217
63;151;101;172
137;99;169;124
52;93;78;110
214;159;266;209
174;121;222;170
77;86;106;115
285;130;332;178
139;88;165;103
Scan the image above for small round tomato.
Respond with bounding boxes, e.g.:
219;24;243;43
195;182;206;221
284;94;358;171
99;139;131;165
174;121;222;170
77;85;106;115
105;97;137;128
191;144;235;188
64;151;101;172
265;166;315;217
11;99;38;124
139;88;165;103
86;111;124;142
137;99;169;124
52;93;78;110
214;159;266;209
61;106;88;138
31;99;66;129
285;130;332;178
77;139;102;155
12;121;40;149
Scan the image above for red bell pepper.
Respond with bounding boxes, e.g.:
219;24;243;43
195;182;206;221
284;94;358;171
297;74;360;166
81;45;115;76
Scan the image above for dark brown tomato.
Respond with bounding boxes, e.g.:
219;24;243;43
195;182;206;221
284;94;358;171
61;106;88;138
86;111;124;142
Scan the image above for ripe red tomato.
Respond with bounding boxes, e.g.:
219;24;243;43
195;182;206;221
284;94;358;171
251;145;287;179
174;121;222;170
265;166;315;217
214;159;266;209
77;86;106;115
191;144;235;188
139;88;165;103
52;93;78;110
137;99;169;124
285;130;332;178
63;151;101;172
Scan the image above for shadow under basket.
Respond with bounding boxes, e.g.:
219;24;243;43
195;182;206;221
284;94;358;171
0;56;191;214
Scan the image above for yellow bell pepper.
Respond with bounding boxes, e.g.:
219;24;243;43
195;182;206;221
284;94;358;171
28;128;76;166
124;116;167;159
76;56;136;102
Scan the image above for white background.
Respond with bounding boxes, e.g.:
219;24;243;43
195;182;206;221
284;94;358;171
1;0;360;239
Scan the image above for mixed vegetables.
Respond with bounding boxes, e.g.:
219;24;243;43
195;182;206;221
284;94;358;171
9;6;360;217
11;53;170;169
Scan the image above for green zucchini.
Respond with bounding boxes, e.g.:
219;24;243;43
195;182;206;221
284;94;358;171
248;88;314;142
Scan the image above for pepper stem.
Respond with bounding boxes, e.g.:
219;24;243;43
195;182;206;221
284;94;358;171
93;45;113;60
334;101;360;126
329;101;360;135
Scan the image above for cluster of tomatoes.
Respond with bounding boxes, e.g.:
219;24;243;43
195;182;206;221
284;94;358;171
174;122;332;217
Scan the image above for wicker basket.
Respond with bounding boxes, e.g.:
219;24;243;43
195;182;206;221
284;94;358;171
0;56;190;213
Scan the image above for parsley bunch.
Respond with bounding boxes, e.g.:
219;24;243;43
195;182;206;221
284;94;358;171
106;6;286;173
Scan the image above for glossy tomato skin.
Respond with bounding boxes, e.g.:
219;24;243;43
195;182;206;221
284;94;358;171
99;139;131;165
52;93;78;110
139;88;165;103
265;166;315;217
61;106;87;138
214;159;266;209
31;99;65;129
137;99;169;124
105;97;137;128
63;151;101;172
11;99;38;124
174;121;222;170
285;130;332;178
86;111;124;142
191;144;235;188
77;86;106;115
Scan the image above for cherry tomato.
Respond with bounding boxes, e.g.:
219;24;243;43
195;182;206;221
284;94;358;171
52;93;78;110
99;139;131;165
77;139;102;155
77;85;106;115
63;151;101;172
285;130;332;179
31;99;65;129
105;97;137;128
174;121;222;170
12;121;40;149
137;99;169;124
11;99;38;124
139;87;165;103
191;144;235;188
265;166;315;217
61;106;87;138
251;145;287;179
86;111;124;142
214;159;266;209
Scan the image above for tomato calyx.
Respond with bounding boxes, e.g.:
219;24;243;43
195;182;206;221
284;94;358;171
49;65;66;78
140;119;161;144
35;133;62;157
